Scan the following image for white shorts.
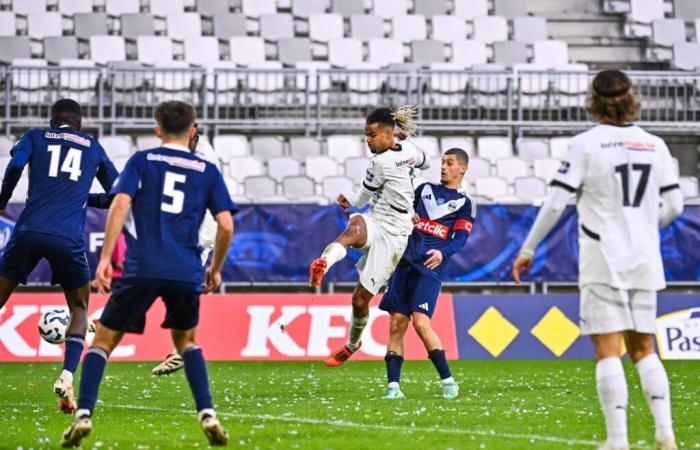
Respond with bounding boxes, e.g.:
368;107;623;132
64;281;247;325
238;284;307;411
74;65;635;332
354;213;408;296
579;283;657;335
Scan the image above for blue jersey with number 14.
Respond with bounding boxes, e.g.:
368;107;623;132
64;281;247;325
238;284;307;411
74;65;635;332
111;145;238;284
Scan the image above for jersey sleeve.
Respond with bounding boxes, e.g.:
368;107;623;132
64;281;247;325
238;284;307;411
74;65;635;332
363;159;386;192
658;142;680;194
110;153;142;199
207;167;239;217
550;137;586;193
441;198;476;258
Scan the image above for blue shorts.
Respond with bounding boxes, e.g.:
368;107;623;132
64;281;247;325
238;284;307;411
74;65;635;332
99;277;202;334
379;262;441;318
0;231;89;290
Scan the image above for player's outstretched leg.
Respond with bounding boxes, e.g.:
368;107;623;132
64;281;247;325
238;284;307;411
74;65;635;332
309;215;368;288
173;329;228;446
412;313;458;400
152;350;184;376
325;283;372;367
56;284;91;414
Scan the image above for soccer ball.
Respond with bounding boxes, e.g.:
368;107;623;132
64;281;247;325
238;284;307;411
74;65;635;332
38;309;71;344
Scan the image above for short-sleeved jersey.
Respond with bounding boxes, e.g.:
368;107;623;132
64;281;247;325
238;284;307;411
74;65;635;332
402;182;476;280
10;127;118;242
111;144;238;284
552;124;679;290
362;140;429;235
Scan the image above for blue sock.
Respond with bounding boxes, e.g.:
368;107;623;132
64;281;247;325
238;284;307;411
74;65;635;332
77;347;109;414
182;346;213;412
428;349;452;380
384;352;404;384
62;334;85;373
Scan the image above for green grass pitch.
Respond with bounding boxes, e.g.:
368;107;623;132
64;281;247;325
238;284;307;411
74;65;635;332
1;360;698;449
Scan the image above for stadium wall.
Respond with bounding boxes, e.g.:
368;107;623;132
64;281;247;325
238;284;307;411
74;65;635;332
1;204;699;284
1;293;697;362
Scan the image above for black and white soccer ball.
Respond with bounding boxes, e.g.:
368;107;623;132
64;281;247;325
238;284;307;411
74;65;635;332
38;309;70;344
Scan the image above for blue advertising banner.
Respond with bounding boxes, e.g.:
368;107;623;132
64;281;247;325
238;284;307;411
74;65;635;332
1;204;699;284
451;294;700;359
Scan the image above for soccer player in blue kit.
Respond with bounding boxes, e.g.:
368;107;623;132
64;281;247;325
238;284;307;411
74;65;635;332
61;101;236;447
0;99;118;413
379;148;475;400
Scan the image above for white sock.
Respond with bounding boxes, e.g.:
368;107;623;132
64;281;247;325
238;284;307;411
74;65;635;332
596;357;628;449
76;408;90;418
636;353;674;443
347;315;368;351
388;381;400;389
197;408;217;421
320;242;347;273
61;369;73;383
441;376;455;385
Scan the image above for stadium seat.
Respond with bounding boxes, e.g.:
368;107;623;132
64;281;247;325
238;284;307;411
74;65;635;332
99;135;133;158
453;0;489;19
105;0;140;16
0;12;16;36
672;42;700;69
473;16;508;44
410;136;440;158
57;0;93;14
496;157;530;183
391;15;428;43
229;37;266;66
549;137;572;160
513;16;548;44
372;0;409;19
166;13;202;40
11;59;49;97
184;37;220;65
475;177;509;198
493;41;529;66
464;157;491;180
268;156;302;181
137;36;173;65
350;14;385;40
470;63;509;95
414;0;448;17
629;0;665;24
517;138;550;161
260;14;295;41
108;61;146;91
344;157;368;180
241;0;276;17
12;0;46;14
195;0;229;16
451;40;489;67
554;64;589;95
309;14;344;42
514;176;548;201
431;16;468;43
278;38;312;66
321;175;355;200
532;40;569;68
244;61;285;91
514;64;549;107
679;176;700;198
533;157;561;181
331;0;364;15
427;63;469;98
282;175;316;198
243;176;278;200
288;138;322;161
440;136;475;156
328;38;363;68
327;135;365;161
213;14;247;39
213;135;251;161
494;0;528;19
27;12;62;39
305;156;339;182
44;37;79;63
251;136;285;160
292;0;328;17
674;0;700;21
412;40;447;66
89;36;126;64
73;13;108;39
136;135;161;151
652;19;686;46
368;39;405;66
226;156;265;181
477;137;513;162
121;14;155;39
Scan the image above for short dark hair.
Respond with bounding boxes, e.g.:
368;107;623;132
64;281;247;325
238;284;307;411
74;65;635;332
154;101;196;135
585;70;640;123
366;107;395;128
50;98;82;129
444;147;469;165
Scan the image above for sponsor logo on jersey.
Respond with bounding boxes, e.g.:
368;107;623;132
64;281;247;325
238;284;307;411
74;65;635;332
558;161;571;174
657;308;700;360
147;153;206;172
415;217;449;239
44;131;91;147
395;156;416;167
623;140;656;151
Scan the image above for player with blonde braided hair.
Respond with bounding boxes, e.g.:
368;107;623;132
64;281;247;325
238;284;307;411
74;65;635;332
309;106;431;367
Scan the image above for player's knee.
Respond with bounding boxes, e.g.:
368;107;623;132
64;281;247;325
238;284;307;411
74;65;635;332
412;315;432;337
390;315;409;334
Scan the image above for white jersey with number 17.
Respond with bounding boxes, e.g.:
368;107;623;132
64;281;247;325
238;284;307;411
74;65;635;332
552;124;680;291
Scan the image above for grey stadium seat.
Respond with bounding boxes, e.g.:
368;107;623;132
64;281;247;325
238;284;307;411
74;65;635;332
493;0;528;19
197;0;231;16
260;14;295;41
292;0;328;17
278;38;312;66
414;0;448;16
150;0;184;15
0;12;16;37
513;16;548;44
331;0;364;15
411;40;446;67
251;136;285;160
74;13;108;39
674;0;700;21
673;42;700;70
0;37;30;64
289;136;322;159
44;37;79;63
244;176;278;201
282;176;316;198
213;14;247;39
350;14;385;40
121;14;155;39
651;19;686;46
108;61;146;90
493;41;528;66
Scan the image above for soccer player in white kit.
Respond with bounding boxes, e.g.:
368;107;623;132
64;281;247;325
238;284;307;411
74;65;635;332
308;106;431;367
151;126;222;375
512;70;684;450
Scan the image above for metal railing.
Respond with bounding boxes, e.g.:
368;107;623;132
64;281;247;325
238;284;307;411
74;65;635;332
2;65;700;136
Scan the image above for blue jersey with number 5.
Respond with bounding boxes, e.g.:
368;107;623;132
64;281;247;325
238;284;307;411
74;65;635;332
10;127;118;242
111;145;238;284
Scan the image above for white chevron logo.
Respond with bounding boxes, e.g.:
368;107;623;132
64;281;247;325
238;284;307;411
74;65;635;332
418;303;429;310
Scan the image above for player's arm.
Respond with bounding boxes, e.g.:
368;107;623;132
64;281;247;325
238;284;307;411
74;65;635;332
341;161;386;209
204;169;239;293
658;143;684;227
94;193;132;293
424;201;476;270
0;132;33;212
88;145;121;208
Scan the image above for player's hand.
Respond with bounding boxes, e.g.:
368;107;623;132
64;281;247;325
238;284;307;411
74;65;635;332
424;249;443;270
204;267;222;293
512;254;533;284
411;213;420;225
393;128;408;141
94;257;113;294
337;194;350;209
